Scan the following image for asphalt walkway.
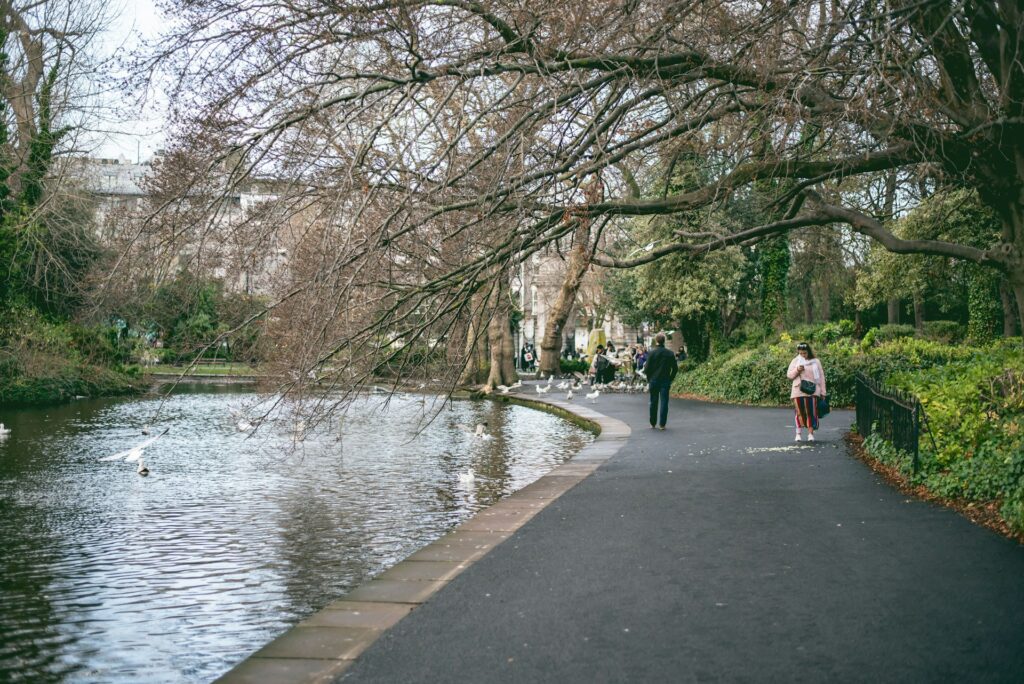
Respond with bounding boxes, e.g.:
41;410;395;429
338;390;1024;682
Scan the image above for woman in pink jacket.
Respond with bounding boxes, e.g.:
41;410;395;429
786;342;826;442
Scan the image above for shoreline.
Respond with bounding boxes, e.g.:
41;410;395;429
215;393;627;683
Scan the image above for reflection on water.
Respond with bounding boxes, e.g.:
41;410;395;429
0;387;592;682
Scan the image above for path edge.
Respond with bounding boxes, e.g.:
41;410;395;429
215;394;630;684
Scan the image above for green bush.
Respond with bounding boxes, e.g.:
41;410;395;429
560;359;590;374
0;306;140;406
920;320;965;344
871;324;916;343
880;347;1024;532
672;335;978;408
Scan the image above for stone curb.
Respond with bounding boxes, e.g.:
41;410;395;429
215;394;630;684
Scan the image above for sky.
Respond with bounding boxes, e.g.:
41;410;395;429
91;0;165;162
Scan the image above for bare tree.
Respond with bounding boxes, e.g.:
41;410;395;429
133;0;1024;401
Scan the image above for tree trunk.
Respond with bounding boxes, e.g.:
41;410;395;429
913;294;924;332
485;278;519;389
539;221;593;377
999;281;1018;338
1012;280;1024;341
458;295;489;385
803;282;814;323
821;279;831;321
887;298;900;325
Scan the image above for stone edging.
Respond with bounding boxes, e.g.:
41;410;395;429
216;395;630;684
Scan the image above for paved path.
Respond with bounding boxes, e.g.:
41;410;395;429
337;391;1024;682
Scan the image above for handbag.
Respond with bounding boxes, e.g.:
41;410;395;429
816;395;830;417
799;379;816;395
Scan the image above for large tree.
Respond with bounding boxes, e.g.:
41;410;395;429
139;0;1024;393
0;0;108;312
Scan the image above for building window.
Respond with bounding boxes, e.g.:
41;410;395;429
530;284;538;313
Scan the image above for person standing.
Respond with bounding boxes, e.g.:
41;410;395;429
644;333;678;430
787;341;827;441
521;342;536;372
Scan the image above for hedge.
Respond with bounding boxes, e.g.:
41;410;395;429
883;343;1024;532
672;335;977;408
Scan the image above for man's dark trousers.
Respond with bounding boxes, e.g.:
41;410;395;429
649;378;671;427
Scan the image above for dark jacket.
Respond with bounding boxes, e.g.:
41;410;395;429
644;346;678;383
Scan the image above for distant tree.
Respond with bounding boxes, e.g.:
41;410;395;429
0;0;109;313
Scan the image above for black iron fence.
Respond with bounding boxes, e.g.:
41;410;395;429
855;372;923;473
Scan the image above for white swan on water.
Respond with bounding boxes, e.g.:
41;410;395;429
0;423;11;437
458;468;475;484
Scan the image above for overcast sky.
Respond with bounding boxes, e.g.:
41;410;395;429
91;0;165;162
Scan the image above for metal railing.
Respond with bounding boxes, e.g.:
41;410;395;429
855;372;923;473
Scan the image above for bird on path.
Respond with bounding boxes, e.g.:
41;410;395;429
566;390;574;401
556;380;569;390
100;428;169;474
536;384;550;394
586;389;600;403
496;384;510;393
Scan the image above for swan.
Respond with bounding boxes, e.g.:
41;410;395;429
474;423;494;440
458;468;475;484
0;423;10;436
100;428;169;465
236;419;253;432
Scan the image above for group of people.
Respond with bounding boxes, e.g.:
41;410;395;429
524;335;827;440
588;341;649;385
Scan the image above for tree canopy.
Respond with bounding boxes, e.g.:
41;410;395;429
132;0;1024;385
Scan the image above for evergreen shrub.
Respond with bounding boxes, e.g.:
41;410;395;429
920;320;965;344
560;359;589;374
0;306;138;406
883;346;1024;532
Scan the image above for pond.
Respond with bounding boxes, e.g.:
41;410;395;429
0;386;593;683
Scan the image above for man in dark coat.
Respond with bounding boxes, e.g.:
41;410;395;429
644;333;678;430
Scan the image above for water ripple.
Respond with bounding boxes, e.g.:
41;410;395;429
0;389;591;682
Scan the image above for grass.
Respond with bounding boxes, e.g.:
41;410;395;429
143;362;261;377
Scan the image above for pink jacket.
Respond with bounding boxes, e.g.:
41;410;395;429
787;356;826;399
